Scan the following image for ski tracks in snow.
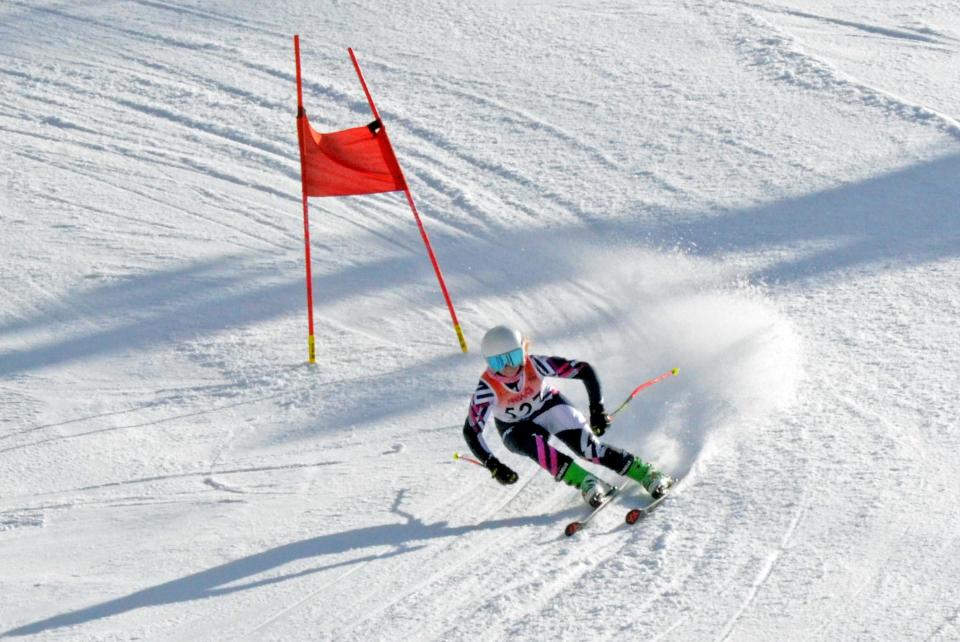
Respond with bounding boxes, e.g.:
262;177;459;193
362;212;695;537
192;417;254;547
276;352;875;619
1;0;302;257
7;0;957;639
717;0;960;141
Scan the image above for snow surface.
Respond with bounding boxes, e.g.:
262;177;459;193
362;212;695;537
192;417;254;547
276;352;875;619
1;1;959;640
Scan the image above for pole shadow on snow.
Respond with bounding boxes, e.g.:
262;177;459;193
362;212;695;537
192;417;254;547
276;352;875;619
0;229;594;382
4;151;955;382
420;153;960;298
609;151;960;285
1;490;567;637
0;253;406;378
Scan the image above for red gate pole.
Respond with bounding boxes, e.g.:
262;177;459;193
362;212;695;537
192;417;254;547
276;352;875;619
347;47;469;354
293;35;317;364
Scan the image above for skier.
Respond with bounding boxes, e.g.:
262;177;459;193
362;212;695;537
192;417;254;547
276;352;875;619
462;325;673;507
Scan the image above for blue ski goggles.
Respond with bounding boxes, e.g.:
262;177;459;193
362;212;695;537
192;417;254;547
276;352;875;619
486;347;525;372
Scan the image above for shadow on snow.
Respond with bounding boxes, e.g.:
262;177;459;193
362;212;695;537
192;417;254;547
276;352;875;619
2;151;958;380
2;491;569;637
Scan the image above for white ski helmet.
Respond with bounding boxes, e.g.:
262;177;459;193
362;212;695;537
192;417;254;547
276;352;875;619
481;325;525;371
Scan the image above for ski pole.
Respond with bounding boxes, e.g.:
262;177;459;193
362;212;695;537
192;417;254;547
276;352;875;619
609;368;680;418
453;452;485;467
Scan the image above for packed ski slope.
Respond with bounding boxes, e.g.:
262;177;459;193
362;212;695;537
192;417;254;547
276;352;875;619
2;1;959;640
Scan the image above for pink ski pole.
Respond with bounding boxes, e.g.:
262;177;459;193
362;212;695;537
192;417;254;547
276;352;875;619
453;452;485;467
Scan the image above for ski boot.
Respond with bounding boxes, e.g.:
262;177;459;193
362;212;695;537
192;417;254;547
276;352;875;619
559;462;613;507
644;472;674;499
579;474;613;508
624;457;674;499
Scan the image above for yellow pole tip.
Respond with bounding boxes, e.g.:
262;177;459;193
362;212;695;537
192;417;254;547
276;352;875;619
453;452;460;460
672;368;679;376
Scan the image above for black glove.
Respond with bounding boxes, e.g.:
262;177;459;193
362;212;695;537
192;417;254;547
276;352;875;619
589;404;610;436
486;456;518;485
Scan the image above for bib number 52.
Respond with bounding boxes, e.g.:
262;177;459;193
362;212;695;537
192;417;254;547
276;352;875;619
505;402;533;421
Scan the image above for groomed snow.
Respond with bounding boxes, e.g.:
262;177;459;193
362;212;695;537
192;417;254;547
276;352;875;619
1;1;958;640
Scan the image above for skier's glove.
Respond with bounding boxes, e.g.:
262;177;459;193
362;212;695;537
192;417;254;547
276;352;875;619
486;456;518;485
589;404;611;436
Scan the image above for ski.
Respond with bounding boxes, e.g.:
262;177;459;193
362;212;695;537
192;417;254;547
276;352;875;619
624;478;680;525
564;477;681;536
563;485;623;536
624;492;670;525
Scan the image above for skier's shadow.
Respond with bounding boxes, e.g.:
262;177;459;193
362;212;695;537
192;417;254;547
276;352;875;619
2;491;572;637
